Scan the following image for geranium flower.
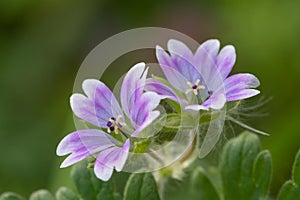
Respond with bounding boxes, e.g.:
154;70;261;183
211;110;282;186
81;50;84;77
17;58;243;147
56;62;161;181
146;39;260;111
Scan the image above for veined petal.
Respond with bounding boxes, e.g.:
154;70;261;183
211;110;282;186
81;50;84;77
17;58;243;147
121;62;148;119
226;89;260;101
94;139;130;181
57;129;117;168
158;42;202;85
194;40;223;90
71;79;122;127
145;78;179;102
195;39;220;60
156;61;190;92
130;91;161;129
224;73;260;94
132;110;160;137
167;39;193;64
202;93;226;110
217;45;236;79
115;139;130;171
93;161;113;182
82;79;122;117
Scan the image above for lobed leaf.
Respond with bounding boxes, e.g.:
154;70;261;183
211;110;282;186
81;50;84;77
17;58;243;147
124;173;160;200
29;190;54;200
0;192;25;200
71;161;120;200
292;149;300;184
220;132;272;200
277;149;300;200
252;150;272;199
55;187;78;200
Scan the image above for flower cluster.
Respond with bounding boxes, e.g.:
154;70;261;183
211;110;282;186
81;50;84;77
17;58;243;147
56;39;260;181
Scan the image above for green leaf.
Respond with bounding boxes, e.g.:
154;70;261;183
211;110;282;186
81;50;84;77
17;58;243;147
71;161;120;200
220;132;267;200
252;150;272;199
190;167;220;200
277;181;300;200
29;190;54;200
55;187;78;200
293;149;300;184
278;149;300;200
124;173;160;200
0;192;25;200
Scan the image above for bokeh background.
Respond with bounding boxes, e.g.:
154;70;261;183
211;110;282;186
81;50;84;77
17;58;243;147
1;0;299;198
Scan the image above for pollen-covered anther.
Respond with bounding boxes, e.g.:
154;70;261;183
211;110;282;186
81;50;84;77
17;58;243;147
185;79;205;95
106;115;126;134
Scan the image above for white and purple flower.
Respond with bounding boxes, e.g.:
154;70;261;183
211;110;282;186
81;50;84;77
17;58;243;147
56;62;161;181
146;39;260;111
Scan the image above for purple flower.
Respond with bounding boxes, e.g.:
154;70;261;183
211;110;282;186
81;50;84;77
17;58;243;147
56;62;161;181
146;39;260;111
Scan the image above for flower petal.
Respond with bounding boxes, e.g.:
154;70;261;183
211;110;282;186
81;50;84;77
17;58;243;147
202;93;226;110
226;89;260;102
167;39;194;63
94;139;130;181
94;161;113;182
132;110;160;137
130;91;161;129
158;40;202;84
71;79;122;127
217;45;236;79
57;129;117;168
224;73;260;94
121;62;148;119
144;78;180;102
194;40;223;90
195;39;220;59
156;60;191;92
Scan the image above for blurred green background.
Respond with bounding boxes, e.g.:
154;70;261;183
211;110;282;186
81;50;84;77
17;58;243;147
0;0;299;198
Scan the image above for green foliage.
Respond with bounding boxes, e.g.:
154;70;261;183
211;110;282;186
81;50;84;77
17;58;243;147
190;167;220;200
1;133;299;200
278;149;300;200
0;192;25;200
160;132;273;200
220;132;272;200
55;187;78;200
29;190;54;200
71;161;120;200
124;173;160;200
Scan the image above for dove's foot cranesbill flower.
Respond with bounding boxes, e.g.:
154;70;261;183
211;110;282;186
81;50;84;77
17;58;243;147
56;62;161;181
146;39;260;111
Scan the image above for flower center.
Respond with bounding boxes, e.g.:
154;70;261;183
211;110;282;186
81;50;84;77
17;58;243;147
106;115;125;134
186;79;205;96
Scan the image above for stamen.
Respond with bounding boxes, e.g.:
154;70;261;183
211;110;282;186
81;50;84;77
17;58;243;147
106;115;126;134
185;79;205;95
